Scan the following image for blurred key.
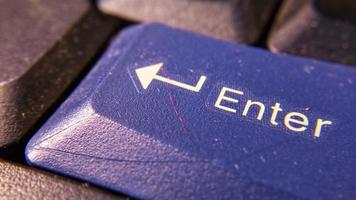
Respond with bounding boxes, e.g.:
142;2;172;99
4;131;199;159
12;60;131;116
268;0;356;66
98;0;280;43
315;0;356;23
0;0;119;147
27;24;356;199
0;160;124;199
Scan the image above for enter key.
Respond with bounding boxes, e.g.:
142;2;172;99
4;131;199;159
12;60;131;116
26;24;356;200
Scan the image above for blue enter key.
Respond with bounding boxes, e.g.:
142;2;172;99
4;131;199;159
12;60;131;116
26;24;356;200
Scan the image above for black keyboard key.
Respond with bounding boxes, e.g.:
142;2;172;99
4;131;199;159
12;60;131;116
0;160;124;199
315;0;356;23
98;0;280;43
0;0;119;147
267;0;356;66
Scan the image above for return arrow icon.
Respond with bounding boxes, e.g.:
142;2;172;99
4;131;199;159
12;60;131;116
135;63;207;92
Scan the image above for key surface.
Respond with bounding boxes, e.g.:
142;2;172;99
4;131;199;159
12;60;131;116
268;0;356;66
98;0;280;43
0;160;125;199
27;24;356;200
315;0;356;23
0;0;119;147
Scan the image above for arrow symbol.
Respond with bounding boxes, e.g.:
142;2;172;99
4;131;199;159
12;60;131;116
135;63;207;92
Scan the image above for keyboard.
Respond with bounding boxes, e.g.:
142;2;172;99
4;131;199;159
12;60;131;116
1;0;355;199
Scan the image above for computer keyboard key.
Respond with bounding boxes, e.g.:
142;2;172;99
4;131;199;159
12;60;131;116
27;24;356;199
98;0;280;43
0;0;119;147
268;0;356;66
315;0;356;23
0;160;124;199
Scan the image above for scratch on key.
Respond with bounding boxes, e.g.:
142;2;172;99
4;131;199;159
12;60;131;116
160;66;190;133
168;92;190;133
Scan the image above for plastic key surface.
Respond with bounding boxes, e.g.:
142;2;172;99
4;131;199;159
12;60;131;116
0;0;119;147
268;0;356;66
27;24;356;200
315;0;356;23
0;160;124;199
98;0;280;43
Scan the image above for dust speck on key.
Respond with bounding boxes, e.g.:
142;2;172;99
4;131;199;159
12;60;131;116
260;155;266;163
303;65;315;74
